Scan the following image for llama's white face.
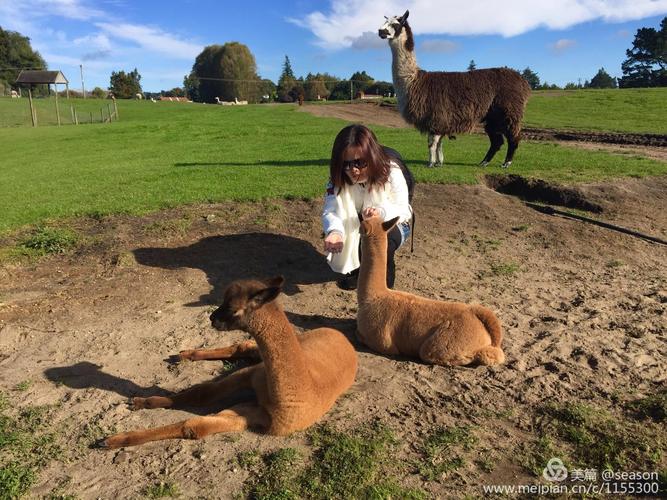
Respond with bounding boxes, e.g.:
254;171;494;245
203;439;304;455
378;16;402;40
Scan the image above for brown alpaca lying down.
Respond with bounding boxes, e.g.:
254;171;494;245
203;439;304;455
99;277;357;448
357;217;505;366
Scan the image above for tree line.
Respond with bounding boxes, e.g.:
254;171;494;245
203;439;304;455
1;16;664;99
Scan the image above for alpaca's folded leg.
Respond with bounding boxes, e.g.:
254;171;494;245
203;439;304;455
418;331;475;366
473;345;505;365
178;340;260;361
99;402;269;449
132;366;256;410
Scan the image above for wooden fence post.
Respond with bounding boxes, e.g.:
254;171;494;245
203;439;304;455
54;85;61;126
113;98;118;120
107;103;113;122
28;88;36;127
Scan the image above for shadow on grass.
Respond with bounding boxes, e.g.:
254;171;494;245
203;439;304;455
174;159;329;168
134;233;337;306
172;158;466;168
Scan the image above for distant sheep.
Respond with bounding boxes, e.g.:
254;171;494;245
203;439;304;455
11;90;20;98
215;96;247;105
379;10;530;168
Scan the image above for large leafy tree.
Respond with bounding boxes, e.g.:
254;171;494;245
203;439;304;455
520;67;540;90
183;72;200;101
350;70;374;95
190;42;262;103
587;68;617;88
619;17;666;88
277;55;298;102
0;27;47;92
303;72;329;101
109;68;142;98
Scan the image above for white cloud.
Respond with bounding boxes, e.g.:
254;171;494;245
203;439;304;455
95;23;202;60
32;0;105;20
73;33;112;50
297;0;667;48
350;31;388;50
420;39;459;53
550;38;576;53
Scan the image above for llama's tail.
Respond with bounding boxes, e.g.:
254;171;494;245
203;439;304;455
471;305;503;347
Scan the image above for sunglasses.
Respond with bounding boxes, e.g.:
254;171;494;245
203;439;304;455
343;158;368;171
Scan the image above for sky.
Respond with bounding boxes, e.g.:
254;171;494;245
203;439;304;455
1;0;666;92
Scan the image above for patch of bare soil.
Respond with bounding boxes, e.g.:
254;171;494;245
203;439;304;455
1;176;666;498
299;102;667;161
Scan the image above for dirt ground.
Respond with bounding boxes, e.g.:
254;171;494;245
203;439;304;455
1;104;666;499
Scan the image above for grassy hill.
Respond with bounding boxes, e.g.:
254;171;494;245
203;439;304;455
0;91;666;234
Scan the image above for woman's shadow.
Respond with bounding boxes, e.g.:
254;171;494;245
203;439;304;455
133;232;337;306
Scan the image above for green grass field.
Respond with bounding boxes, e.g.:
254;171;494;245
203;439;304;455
524;88;667;134
1;90;666;234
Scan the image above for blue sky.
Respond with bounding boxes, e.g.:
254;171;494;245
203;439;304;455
1;0;666;92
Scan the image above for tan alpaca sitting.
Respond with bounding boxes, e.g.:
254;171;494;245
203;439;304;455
99;276;357;448
357;217;505;366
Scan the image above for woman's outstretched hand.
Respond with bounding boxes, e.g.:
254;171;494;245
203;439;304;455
362;207;381;220
324;232;344;253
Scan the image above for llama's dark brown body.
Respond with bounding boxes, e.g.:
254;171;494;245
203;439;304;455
380;11;530;167
406;67;530;138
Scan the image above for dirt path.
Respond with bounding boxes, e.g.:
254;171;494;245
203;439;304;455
1;174;666;497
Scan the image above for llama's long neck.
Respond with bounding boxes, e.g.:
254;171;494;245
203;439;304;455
246;306;311;403
389;24;419;119
357;233;389;300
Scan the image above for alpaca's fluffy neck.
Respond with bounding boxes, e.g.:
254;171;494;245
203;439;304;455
357;234;389;299
389;26;419;118
246;306;310;402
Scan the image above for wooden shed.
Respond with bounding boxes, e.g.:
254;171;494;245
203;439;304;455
15;70;70;126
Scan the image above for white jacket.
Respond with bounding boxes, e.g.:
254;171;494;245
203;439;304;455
321;163;412;273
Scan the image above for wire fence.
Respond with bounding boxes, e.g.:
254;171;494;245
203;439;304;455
0;96;118;128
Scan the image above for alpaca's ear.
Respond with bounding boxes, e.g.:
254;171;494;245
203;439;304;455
248;286;281;309
265;275;285;289
382;216;400;232
400;10;409;22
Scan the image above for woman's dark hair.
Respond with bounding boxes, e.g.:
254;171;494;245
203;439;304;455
330;124;390;191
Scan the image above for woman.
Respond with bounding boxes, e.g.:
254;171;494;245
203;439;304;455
322;124;412;290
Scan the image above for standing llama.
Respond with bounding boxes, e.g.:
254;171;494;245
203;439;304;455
378;10;530;168
98;276;357;448
356;217;505;366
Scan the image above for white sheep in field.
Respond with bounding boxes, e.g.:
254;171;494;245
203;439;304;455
11;90;20;98
215;96;235;106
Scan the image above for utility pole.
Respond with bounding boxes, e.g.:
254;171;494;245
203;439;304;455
80;64;86;98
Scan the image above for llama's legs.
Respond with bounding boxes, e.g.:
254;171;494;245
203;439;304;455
427;133;442;167
132;366;256;410
99;402;270;449
178;340;260;362
501;131;521;168
480;126;504;167
436;136;445;166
